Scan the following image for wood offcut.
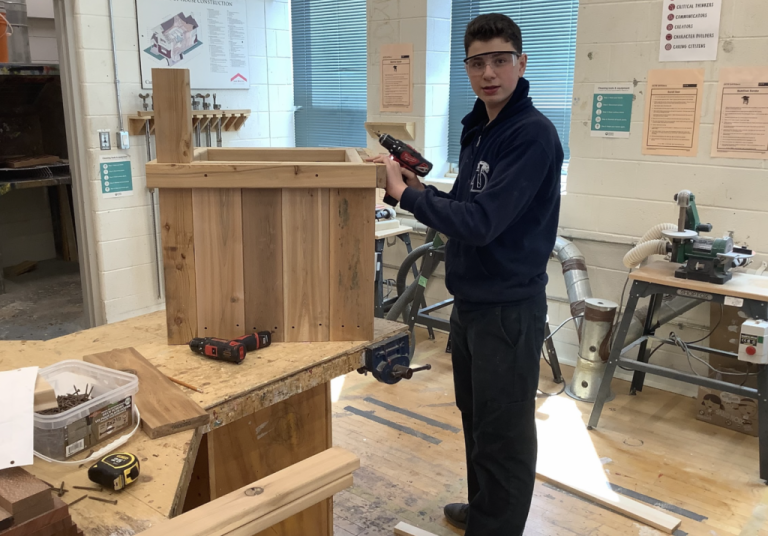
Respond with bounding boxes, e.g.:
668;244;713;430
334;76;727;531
83;347;209;439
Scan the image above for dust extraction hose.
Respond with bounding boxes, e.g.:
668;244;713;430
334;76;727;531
622;223;677;269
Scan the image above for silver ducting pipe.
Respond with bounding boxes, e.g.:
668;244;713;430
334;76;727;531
566;298;618;402
2;1;31;64
552;237;593;334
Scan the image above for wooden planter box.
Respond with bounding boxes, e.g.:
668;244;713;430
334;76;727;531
146;69;385;345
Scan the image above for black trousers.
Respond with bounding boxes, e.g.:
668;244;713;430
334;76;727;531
450;292;547;536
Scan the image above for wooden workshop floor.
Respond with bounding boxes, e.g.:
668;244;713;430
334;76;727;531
332;328;768;536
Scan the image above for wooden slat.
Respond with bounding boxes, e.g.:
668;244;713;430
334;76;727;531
83;348;209;439
193;188;245;340
208;383;333;535
208;148;349;162
329;189;375;341
536;469;682;533
152;69;193;164
146;162;387;189
138;447;358;536
344;148;364;163
393;522;439;536
159;189;198;345
631;261;768;302
57;185;78;262
242;189;284;342
282;189;330;342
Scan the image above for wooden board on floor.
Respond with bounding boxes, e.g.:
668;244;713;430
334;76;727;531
242;189;284;342
536;469;682;533
282;188;330;342
329;189;374;341
207;383;333;536
83;347;209;439
192;188;245;340
394;522;439;536
159;189;198;345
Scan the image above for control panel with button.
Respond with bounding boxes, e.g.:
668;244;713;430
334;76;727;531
738;318;768;365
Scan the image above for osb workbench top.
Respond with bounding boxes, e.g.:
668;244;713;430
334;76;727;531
0;311;407;535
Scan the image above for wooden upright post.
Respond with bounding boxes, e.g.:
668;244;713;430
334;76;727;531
153;69;198;344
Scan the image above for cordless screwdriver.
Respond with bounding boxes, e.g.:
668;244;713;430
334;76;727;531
234;331;272;352
378;133;433;206
188;337;247;364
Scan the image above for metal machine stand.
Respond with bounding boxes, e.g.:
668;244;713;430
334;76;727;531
588;264;768;481
374;232;435;339
385;236;564;383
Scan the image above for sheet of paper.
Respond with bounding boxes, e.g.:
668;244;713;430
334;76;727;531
659;0;722;62
591;84;634;138
711;67;768;159
380;43;413;113
0;366;39;469
642;69;704;156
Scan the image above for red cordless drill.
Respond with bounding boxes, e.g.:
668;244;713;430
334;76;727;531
233;331;272;352
378;133;433;206
188;331;272;365
189;337;247;364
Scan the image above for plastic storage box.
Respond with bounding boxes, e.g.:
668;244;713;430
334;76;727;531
34;360;139;461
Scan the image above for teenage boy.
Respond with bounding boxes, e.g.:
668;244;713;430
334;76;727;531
369;13;563;535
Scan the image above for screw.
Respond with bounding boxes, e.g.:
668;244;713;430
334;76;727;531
245;487;264;496
89;496;118;505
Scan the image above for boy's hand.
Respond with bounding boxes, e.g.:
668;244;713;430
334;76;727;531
365;154;425;201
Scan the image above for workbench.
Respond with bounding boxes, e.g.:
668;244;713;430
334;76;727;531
0;311;407;535
588;261;768;480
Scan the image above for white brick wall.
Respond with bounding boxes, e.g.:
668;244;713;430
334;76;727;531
70;0;294;323
366;0;451;177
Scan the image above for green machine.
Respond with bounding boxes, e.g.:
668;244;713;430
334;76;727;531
662;190;753;284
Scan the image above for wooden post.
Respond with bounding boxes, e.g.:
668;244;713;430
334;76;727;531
153;69;197;344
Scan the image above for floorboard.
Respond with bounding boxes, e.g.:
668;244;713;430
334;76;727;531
332;328;768;536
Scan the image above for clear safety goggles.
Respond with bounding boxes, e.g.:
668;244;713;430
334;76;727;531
463;51;521;74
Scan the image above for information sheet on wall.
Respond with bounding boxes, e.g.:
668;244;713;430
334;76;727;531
100;154;133;199
711;67;768;159
659;0;722;62
642;69;705;156
380;43;413;113
137;0;249;89
591;85;634;138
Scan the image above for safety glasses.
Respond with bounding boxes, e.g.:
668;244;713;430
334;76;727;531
463;51;521;74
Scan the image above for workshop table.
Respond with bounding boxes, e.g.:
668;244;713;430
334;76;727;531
0;310;407;535
588;261;768;480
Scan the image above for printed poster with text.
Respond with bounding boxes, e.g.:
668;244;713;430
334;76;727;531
711;67;768;159
137;0;249;89
380;43;413;113
642;69;705;157
591;85;634;138
659;0;722;62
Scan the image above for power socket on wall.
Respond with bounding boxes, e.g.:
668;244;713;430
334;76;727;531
99;130;111;150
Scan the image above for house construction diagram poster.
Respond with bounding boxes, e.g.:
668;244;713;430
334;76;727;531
137;0;250;89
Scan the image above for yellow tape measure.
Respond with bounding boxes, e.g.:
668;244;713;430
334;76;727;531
88;452;140;491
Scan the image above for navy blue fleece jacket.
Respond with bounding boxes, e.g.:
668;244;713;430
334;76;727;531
400;78;562;308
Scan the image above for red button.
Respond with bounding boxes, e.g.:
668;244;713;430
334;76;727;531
746;346;757;356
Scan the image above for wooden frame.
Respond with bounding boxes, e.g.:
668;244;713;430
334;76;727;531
139;448;359;536
148;68;381;345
